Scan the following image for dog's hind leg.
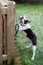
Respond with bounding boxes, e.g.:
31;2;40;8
31;45;36;60
31;34;37;60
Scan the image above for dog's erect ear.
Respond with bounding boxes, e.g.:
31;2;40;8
24;20;30;24
19;16;27;20
23;16;27;20
19;16;24;19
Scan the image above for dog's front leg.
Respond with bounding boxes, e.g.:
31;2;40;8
19;31;26;36
31;45;36;60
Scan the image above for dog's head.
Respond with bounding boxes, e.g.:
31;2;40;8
19;16;30;25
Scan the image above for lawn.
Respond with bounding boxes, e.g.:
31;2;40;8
15;5;43;65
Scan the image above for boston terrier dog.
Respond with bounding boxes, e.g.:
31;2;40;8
18;16;37;60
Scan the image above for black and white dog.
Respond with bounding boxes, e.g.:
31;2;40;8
18;16;37;60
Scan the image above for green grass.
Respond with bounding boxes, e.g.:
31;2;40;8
15;5;43;65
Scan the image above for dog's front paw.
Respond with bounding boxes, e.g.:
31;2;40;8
31;57;34;60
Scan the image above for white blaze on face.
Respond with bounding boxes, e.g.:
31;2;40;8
22;18;24;24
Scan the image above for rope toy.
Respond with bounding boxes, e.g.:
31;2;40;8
14;24;19;40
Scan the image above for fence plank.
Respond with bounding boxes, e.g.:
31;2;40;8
7;1;15;64
0;5;3;65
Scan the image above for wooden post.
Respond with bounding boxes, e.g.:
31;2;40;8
2;1;15;64
7;1;15;64
0;1;16;64
0;4;3;65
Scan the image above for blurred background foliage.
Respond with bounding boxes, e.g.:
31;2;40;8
14;0;43;4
